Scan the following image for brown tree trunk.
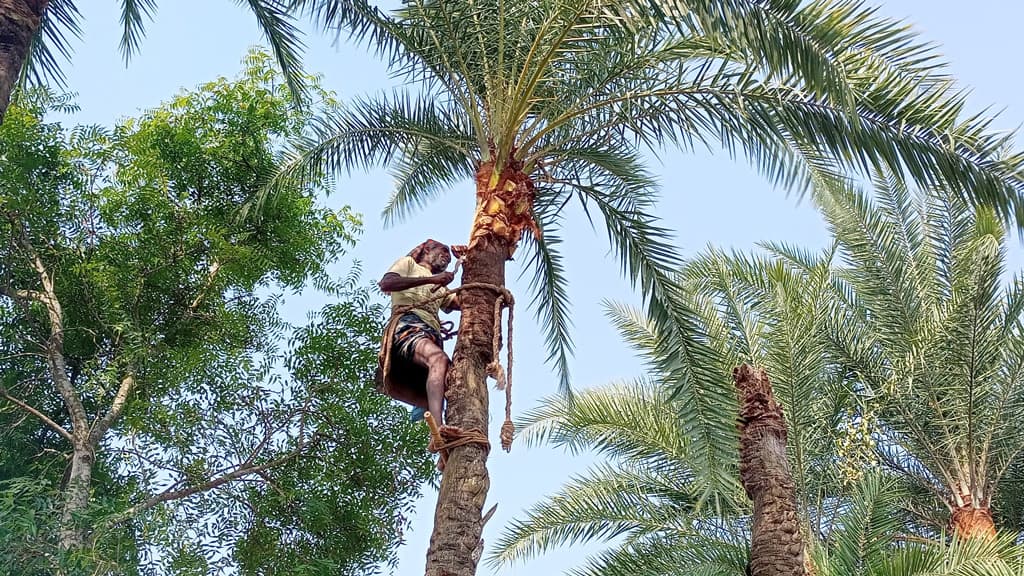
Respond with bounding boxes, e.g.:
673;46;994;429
951;503;996;539
735;364;806;576
424;240;505;576
0;0;47;124
425;160;534;576
59;441;95;550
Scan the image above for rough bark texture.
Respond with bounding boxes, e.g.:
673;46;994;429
425;161;524;576
0;0;46;124
59;443;95;550
951;504;996;539
735;364;806;576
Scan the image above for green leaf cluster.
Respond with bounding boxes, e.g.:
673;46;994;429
0;51;432;574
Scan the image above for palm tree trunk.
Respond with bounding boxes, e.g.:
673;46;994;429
425;160;524;576
951;503;996;539
0;0;47;124
735;364;806;576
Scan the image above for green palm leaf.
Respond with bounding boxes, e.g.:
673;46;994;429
19;0;309;106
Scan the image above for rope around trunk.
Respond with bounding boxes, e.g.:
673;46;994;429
389;282;516;453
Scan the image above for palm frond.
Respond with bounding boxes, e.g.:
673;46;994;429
872;534;1024;576
603;301;664;372
516;379;690;469
584;189;744;499
488;462;698;567
18;0;82;90
519;197;574;395
118;0;157;63
238;0;310;106
821;474;903;575
263;91;476;212
382;141;474;226
566;533;750;576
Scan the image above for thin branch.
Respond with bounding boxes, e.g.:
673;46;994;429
0;285;47;303
104;436;318;526
89;372;136;447
188;261;222;311
0;386;74;443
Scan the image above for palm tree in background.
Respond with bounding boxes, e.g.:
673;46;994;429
275;0;1024;573
487;246;852;573
0;0;307;123
816;181;1024;539
493;242;1024;574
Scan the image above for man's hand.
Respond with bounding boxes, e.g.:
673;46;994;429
433;271;455;286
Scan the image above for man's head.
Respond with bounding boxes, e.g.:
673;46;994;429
408;239;451;273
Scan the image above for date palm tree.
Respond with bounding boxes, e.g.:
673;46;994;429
278;1;1024;573
493;240;1024;574
486;245;851;574
817;180;1024;539
0;0;307;123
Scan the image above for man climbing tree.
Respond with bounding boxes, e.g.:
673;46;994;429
377;239;460;468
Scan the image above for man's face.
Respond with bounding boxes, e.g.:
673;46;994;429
423;245;451;273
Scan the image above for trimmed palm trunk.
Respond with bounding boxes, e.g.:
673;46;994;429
0;0;46;123
950;498;996;539
735;364;806;576
425;160;535;576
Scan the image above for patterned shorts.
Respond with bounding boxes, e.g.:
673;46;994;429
393;312;444;362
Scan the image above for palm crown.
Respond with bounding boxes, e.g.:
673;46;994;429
280;0;1024;391
818;181;1024;536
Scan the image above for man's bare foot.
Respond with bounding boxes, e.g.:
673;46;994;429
437;453;447;472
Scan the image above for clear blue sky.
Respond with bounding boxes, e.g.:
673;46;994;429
57;1;1024;574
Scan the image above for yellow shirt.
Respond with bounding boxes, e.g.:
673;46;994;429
386;256;453;331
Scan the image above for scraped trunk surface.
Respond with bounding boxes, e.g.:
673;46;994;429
424;166;521;576
735;364;806;576
0;0;46;124
951;504;996;539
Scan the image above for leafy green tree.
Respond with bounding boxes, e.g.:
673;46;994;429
0;51;433;574
0;0;308;124
232;271;437;576
279;1;1024;573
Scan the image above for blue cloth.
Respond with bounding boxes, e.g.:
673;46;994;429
410;406;427;423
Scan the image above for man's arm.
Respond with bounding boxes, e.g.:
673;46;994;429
378;271;454;293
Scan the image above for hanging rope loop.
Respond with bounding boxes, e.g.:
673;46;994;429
385;281;516;453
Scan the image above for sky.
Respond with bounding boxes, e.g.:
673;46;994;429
53;1;1024;574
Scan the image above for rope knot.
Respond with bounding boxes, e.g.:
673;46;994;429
500;419;514;452
428;425;491;455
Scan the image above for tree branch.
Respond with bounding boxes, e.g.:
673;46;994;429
103;436;318;526
7;214;89;436
0;386;74;443
89;372;136;447
189;261;222;311
0;285;47;303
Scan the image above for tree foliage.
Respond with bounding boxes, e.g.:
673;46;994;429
19;0;309;105
0;50;433;574
493;181;1024;573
